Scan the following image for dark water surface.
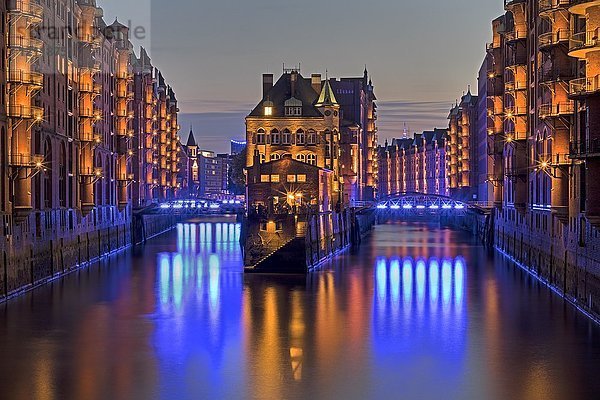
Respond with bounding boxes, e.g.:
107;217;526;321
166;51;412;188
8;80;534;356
1;220;600;400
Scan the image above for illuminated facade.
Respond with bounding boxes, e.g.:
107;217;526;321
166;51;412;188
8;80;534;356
447;90;479;201
0;0;179;298
377;129;448;197
474;0;600;315
245;68;377;209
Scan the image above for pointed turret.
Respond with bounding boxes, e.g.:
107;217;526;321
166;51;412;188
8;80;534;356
186;128;197;147
315;79;338;107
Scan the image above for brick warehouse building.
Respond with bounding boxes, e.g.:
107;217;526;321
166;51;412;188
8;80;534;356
245;68;377;210
0;0;180;298
468;0;600;317
377;128;448;197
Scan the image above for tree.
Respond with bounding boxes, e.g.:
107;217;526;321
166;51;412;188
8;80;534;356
229;148;247;195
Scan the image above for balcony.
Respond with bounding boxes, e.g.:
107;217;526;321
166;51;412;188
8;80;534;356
569;0;600;15
80;167;103;178
505;30;527;43
8;153;44;168
538;67;576;83
504;106;528;117
569;76;600;97
79;33;103;48
539;0;572;14
539;102;574;118
8;35;43;56
569;31;600;58
570;139;600;158
8;0;43;24
7;69;43;89
539;29;570;50
505;79;527;92
79;132;102;144
7;104;43;120
79;108;100;119
79;83;102;95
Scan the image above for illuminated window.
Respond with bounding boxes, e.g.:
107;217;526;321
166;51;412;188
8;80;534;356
264;100;274;116
296;154;306;163
287;175;296;183
297;175;306;183
271;153;281;161
271;174;280;182
307;154;317;165
261;175;270;182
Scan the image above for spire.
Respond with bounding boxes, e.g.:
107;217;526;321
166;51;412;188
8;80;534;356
403;123;408;139
186;127;197;147
315;78;338;107
364;65;368;83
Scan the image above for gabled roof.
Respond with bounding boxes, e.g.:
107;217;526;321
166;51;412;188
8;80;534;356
248;73;322;118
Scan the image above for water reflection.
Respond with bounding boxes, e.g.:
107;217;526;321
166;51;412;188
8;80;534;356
1;221;600;399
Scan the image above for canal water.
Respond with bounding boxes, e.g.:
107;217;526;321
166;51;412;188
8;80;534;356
1;219;600;400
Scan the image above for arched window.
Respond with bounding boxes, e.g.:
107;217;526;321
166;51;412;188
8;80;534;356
271;153;281;161
43;138;53;209
296;153;306;163
307;129;317;145
256;129;266;144
105;155;111;205
271;129;280;145
95;153;103;205
259;153;266;164
59;143;67;207
296;129;305;145
282;129;291;145
307;154;317;166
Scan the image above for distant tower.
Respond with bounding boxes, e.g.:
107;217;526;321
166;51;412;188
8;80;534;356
403;123;408;139
186;128;199;193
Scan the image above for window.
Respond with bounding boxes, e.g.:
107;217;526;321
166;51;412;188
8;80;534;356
307;129;317;145
296;154;306;163
296;129;305;145
271;129;280;145
307;154;317;165
261;175;270;182
259;153;266;163
271;153;281;161
297;175;307;183
287;175;296;183
282;129;291;145
257;129;265;144
264;100;274;116
271;175;280;183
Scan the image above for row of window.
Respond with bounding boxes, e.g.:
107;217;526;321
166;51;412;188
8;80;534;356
254;129;336;145
267;153;317;165
260;174;307;183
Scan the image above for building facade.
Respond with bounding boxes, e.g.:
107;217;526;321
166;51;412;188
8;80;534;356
245;68;376;210
377;129;448;197
447;90;479;202
474;0;600;316
0;0;179;298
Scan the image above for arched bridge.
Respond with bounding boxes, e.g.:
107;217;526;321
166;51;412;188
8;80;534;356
376;192;467;214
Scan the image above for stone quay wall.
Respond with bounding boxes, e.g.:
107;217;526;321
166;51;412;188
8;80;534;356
493;208;600;321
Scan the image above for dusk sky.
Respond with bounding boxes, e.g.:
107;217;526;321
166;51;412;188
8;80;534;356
101;0;504;153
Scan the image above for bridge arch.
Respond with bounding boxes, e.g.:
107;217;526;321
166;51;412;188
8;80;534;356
376;192;467;211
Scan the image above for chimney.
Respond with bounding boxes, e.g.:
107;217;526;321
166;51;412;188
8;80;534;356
311;74;322;93
262;74;273;99
290;72;297;97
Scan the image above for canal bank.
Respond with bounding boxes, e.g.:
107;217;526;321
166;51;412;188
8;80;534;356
0;210;184;303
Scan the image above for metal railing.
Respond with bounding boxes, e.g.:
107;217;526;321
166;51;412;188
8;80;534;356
8;0;43;20
569;76;600;96
539;102;575;118
570;139;600;156
8;35;43;53
539;29;570;48
569;31;600;54
7;104;43;120
7;69;43;87
8;153;43;167
539;0;572;13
